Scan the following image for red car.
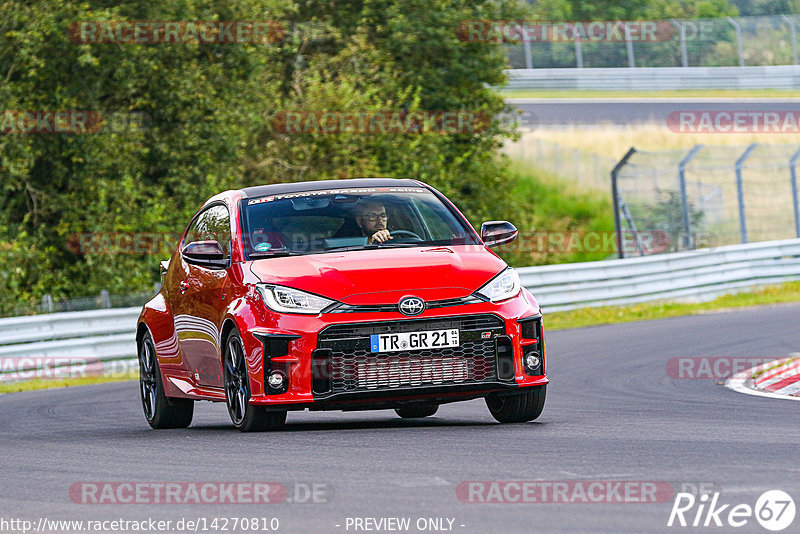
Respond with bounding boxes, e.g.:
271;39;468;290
137;179;547;431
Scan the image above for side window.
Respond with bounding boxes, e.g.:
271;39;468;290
184;204;231;260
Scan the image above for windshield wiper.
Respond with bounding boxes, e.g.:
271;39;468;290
375;242;422;248
323;244;377;252
248;250;308;258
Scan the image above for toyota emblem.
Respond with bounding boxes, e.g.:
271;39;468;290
398;296;425;316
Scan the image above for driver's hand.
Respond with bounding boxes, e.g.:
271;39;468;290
369;230;392;244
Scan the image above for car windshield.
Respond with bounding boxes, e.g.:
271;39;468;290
240;186;479;258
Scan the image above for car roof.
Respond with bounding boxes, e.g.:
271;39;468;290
238;178;425;199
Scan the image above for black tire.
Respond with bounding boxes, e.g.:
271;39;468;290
395;404;439;418
223;330;286;432
138;331;194;429
485;385;546;423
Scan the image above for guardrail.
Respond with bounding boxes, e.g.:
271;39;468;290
0;307;140;379
504;66;800;91
2;238;799;379
518;238;800;311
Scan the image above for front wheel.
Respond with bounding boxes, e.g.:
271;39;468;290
138;332;193;429
223;330;286;432
485;385;546;423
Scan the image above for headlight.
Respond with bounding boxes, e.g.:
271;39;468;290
257;284;335;314
475;268;521;303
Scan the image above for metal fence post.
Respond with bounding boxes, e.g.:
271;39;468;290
41;294;53;313
523;27;533;69
727;17;745;67
790;146;800;238
735;143;758;243
782;15;798;66
99;289;111;309
611;147;637;259
678;145;703;250
671;19;688;67
625;23;635;67
572;24;583;68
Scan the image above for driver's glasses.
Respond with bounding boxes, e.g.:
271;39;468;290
363;212;388;222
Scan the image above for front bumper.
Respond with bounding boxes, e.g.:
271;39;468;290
242;291;547;408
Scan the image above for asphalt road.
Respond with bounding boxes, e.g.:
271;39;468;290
1;304;799;534
506;97;800;126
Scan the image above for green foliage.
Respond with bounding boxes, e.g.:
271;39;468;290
1;0;278;313
3;0;569;314
530;0;737;20
498;164;616;266
628;190;705;253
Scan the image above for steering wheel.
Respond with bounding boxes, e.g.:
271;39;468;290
388;229;423;241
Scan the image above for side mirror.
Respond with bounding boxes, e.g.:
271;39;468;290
182;240;228;269
480;221;518;248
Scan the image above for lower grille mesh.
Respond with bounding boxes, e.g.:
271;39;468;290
316;315;504;394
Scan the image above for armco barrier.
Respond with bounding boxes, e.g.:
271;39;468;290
518;238;800;311
0;308;140;379
1;238;799;378
504;65;800;91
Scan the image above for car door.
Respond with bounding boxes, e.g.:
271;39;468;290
172;203;231;388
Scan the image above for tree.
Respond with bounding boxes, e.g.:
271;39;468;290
0;0;533;312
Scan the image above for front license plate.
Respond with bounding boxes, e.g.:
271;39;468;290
370;329;460;353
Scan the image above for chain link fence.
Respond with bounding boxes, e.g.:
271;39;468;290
506;14;800;69
613;143;800;257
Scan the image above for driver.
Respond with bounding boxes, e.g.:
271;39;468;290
354;199;393;244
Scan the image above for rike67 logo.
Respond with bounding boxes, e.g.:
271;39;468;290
668;490;796;531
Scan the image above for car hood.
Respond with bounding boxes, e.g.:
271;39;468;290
248;245;506;304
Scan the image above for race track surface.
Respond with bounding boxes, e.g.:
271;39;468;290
507;97;800;126
1;303;799;533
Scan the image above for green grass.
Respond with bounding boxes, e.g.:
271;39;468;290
501;88;800;99
0;370;137;394
544;281;800;331
501;162;616;267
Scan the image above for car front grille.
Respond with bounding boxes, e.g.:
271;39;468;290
314;314;505;395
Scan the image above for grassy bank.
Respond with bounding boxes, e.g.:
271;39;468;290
544;281;800;330
513;123;800;162
0;371;137;394
503;162;616;266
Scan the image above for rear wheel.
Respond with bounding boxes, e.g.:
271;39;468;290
223;330;286;432
395;404;439;418
138;332;193;429
486;385;546;423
